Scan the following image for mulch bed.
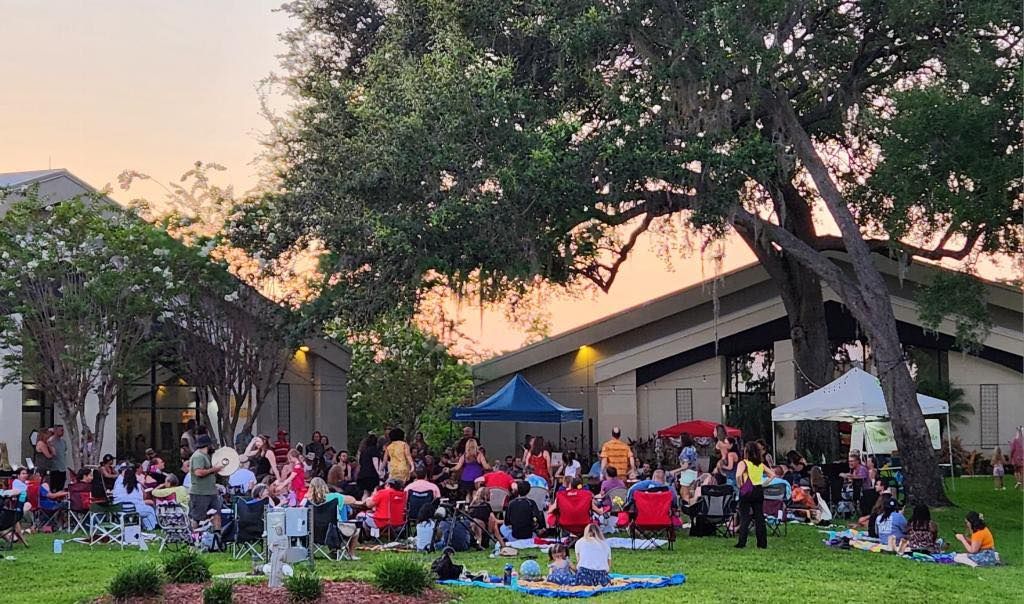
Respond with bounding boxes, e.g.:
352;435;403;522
96;581;452;603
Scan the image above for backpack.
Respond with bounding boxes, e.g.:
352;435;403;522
431;549;463;581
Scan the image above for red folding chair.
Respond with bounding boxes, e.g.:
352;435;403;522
371;489;408;543
630;489;676;550
553;489;594;538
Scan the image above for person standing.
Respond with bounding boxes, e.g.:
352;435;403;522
523;436;552;486
383;428;415;483
599;427;634;479
356;434;383;497
180;419;197;459
1009;426;1023;489
734;441;768;549
188;435;227;530
47;425;68;491
455;426;481;456
34;427;54;477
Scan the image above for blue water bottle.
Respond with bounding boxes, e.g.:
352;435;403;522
503;563;513;585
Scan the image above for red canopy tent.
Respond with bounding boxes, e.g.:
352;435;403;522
656;420;742;439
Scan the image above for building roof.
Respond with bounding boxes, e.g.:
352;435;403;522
0;169;68;187
474;252;1022;381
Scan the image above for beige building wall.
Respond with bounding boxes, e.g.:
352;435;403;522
634;356;722;437
948;354;1024;451
597;371;638;442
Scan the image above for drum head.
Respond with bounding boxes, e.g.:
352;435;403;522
212;446;240;476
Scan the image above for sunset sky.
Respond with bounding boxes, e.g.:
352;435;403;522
1;2;1015;357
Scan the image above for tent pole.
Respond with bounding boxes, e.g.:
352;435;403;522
947;412;955;491
771;421;777;464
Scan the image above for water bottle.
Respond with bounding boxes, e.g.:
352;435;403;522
53;539;63;554
503;563;513;585
511;570;519;588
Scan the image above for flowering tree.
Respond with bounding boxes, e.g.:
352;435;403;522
0;192;202;468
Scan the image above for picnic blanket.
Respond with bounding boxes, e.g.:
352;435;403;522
822;529;955;564
440;573;686;598
505;537;668;551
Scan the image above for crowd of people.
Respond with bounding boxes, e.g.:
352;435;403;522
2;421;1016;570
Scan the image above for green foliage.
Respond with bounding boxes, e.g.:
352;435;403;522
202;579;234;604
233;0;1020;331
372;555;432;596
341;316;472;449
107;562;163;601
916;273;993;352
283;569;323;603
162;548;213;584
916;378;973;429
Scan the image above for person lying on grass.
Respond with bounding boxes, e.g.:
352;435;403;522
954;511;1000;567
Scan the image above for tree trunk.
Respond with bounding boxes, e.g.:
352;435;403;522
64;409;83;471
92;409;109;467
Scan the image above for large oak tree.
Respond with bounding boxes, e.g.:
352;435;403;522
236;0;1021;504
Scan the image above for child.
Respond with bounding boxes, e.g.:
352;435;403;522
875;497;907;551
896;504;940;555
991;448;1006;490
546;543;576;585
954;511;999;567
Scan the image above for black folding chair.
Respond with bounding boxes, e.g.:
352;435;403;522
688;484;737;537
311;500;341;561
406;490;435;534
229;499;267;560
1;503;26;550
156;503;193;551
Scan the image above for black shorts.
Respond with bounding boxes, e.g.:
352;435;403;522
189;494;224;523
357;476;379;494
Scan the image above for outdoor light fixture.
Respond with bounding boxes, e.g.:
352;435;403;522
298;345;310;352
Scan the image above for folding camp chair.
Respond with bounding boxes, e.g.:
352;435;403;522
488;487;510;518
524;485;548;512
762;484;789;537
229;499;267;560
405;490;435;534
311;500;342;561
552;489;594;538
604;487;628;513
0;500;27;550
67;490;92;534
368;489;408;544
629;489;676;550
87;502;141;549
156;503;193;551
34;496;67;533
688;484;736;537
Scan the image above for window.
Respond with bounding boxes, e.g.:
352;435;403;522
276;383;291;434
724;350;774;440
980;385;999;447
675;389;693;423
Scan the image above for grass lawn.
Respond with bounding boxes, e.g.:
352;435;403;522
1;478;1020;603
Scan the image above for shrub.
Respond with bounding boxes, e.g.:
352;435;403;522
372;555;432;596
108;562;163;601
284;569;323;603
203;579;234;604
163;548;213;584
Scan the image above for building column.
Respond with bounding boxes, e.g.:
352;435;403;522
0;379;22;469
773;339;798;452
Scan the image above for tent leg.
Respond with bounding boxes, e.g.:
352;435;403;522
772;422;777;464
947;413;955;491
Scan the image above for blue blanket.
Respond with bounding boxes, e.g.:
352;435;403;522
440;573;686;598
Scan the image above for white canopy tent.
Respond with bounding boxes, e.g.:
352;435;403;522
771;367;953;484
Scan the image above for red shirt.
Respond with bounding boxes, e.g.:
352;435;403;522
482;471;514;492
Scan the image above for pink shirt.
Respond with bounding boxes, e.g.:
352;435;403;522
404;479;440;499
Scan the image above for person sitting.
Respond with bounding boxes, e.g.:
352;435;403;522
765;466;792;500
112;464;158;531
525;465;549;492
557;452;582;480
68;469;93;501
467;486;506;549
599;466;626;495
501;480;545;542
897;504;940;555
573;524;612;586
546;478;602;530
327;450;354;489
625;469;678;508
875;497;907;551
37;475;69;531
955;511;1000;567
304;477;359;559
361;478;405;532
151;474;189;506
476;463;515;492
405;466;442;498
229;460;257;494
547;543;576;585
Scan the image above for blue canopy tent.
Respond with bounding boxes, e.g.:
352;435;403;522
453;375;583;423
452;375;583;447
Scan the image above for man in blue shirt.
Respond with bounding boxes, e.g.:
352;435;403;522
625;469;678;507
